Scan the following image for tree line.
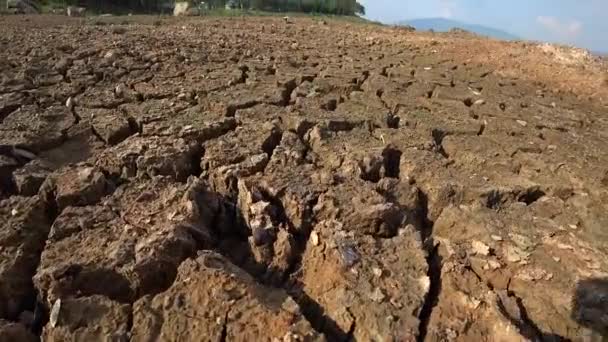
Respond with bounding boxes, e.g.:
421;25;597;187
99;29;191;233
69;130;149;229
213;0;365;15
40;0;364;15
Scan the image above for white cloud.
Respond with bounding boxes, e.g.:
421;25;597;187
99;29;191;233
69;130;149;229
537;16;583;38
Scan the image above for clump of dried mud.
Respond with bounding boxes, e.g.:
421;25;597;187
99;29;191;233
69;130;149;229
1;14;607;341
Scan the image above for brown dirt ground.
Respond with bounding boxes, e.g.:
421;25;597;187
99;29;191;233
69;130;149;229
1;14;608;341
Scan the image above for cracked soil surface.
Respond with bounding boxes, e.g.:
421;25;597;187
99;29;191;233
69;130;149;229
1;14;608;341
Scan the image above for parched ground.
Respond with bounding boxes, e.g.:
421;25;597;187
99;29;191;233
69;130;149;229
1;14;608;341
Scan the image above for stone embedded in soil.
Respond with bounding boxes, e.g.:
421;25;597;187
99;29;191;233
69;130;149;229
131;251;323;341
0;196;50;320
41;295;131;341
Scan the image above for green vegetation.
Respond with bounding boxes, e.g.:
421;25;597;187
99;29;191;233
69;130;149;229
36;0;364;16
216;0;365;15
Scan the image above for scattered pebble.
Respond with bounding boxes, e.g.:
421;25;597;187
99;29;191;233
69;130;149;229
516;120;528;127
488;260;502;270
419;276;431;293
50;298;61;328
557;243;574;251
472;240;491;256
370;287;386;302
310;231;319;246
491;235;503;241
65;96;74;109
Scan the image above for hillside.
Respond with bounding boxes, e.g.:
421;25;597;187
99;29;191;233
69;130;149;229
402;17;520;40
0;14;607;341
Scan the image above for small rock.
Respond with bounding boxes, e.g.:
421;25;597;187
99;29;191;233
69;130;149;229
491;235;503;241
372;267;383;277
280;296;300;315
10;208;18;216
67;6;86;17
12;148;37;160
50;298;61;328
104;50;117;61
557;243;574;251
506;253;521;263
474;99;486;106
505;245;529;263
553;256;561;262
370;287;386;303
65;97;74;109
488;259;502;270
338;243;360;268
516;120;528;127
419;276;431;293
472;240;491;256
310;231;319;246
114;84;126;97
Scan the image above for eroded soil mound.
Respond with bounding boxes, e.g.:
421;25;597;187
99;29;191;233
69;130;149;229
1;15;608;341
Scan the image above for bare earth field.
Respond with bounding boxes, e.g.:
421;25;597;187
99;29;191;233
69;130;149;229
1;14;608;341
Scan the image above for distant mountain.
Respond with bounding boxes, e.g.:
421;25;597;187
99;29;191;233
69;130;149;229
400;18;520;41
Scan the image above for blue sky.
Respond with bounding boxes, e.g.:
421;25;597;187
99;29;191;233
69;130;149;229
359;0;608;52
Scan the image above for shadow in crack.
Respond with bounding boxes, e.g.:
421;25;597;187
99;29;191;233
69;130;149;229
288;281;356;342
572;278;608;339
197;185;351;340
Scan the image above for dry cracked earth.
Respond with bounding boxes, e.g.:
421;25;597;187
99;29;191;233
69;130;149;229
1;14;608;342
